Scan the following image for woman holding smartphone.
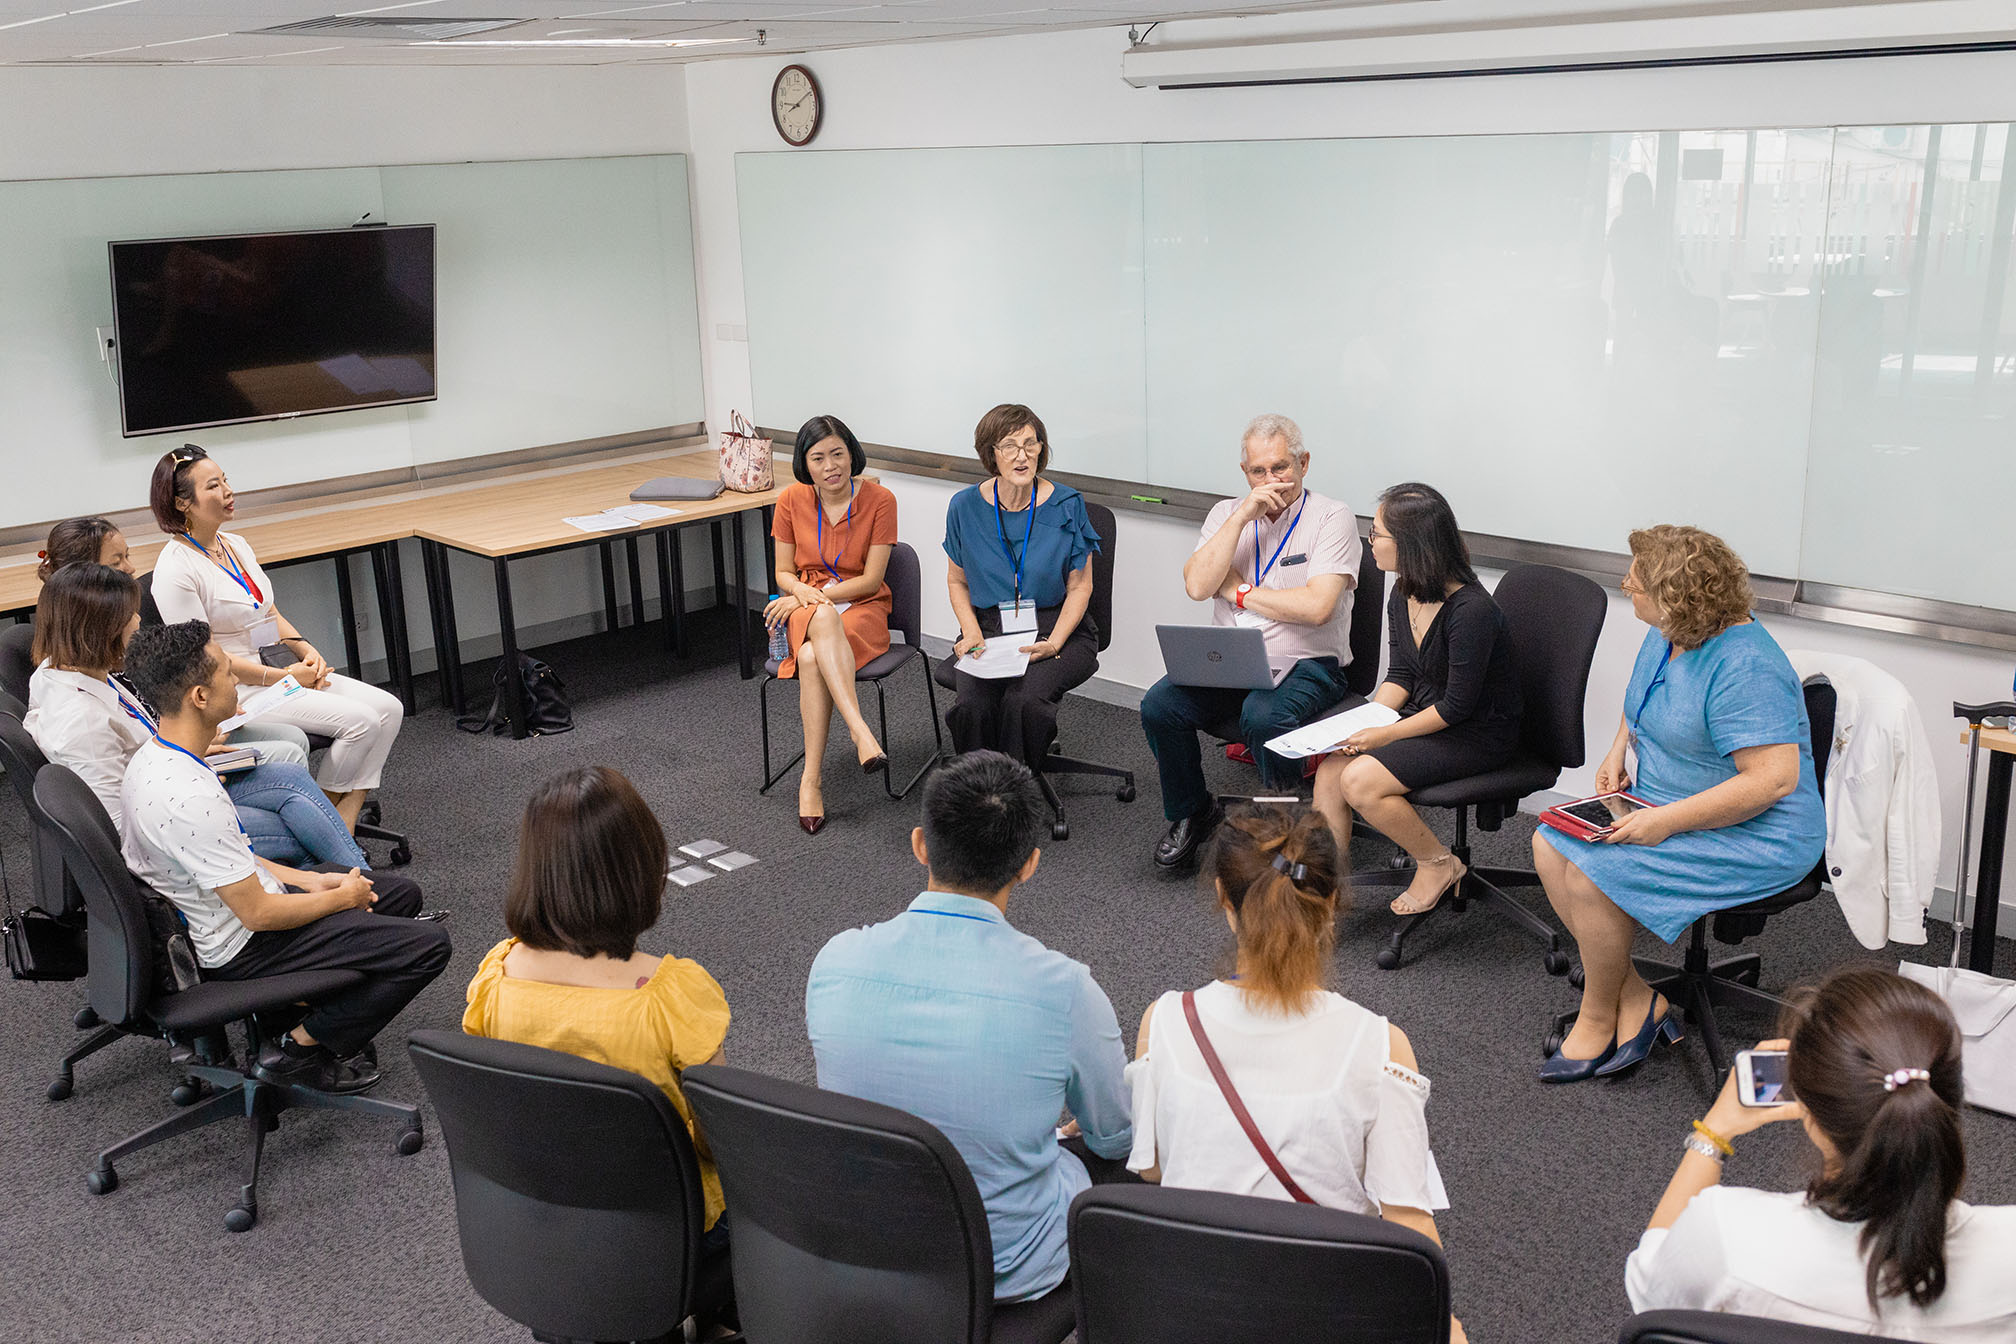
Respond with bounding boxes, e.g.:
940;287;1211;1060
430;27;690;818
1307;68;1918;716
1626;968;2016;1338
1532;525;1821;1083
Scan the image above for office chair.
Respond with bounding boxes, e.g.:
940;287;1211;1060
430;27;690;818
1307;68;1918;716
0;700;126;1101
1069;1184;1450;1344
36;763;423;1232
1620;1309;1911;1343
933;501;1136;840
1355;564;1607;974
682;1063;1076;1344
407;1031;731;1344
0;620;34;705
1550;680;1836;1076
760;540;945;801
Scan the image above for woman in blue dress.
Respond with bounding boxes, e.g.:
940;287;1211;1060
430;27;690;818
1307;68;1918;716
941;403;1103;766
1534;525;1823;1084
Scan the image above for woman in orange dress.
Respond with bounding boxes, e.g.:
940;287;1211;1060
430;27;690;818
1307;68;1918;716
764;415;898;834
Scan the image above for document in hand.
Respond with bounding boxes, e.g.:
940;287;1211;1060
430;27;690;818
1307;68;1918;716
954;643;1030;681
218;675;307;734
1266;702;1403;759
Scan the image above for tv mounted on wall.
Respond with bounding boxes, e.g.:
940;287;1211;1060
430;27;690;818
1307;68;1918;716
108;224;437;437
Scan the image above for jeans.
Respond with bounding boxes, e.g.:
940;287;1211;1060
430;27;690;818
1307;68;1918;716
227;763;368;869
1140;656;1354;821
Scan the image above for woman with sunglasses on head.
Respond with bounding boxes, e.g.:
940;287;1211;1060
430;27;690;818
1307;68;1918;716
1126;803;1464;1342
146;445;404;832
1627;967;2016;1338
1312;483;1521;919
941;403;1102;767
762;415;899;834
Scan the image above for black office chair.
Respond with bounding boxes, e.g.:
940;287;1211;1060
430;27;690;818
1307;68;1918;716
407;1031;731;1344
1069;1184;1450;1344
682;1063;1076;1344
933;501;1136;840
1621;1309;1912;1343
0;620;35;705
1552;680;1837;1076
35;763;423;1232
1355;564;1607;974
761;540;945;801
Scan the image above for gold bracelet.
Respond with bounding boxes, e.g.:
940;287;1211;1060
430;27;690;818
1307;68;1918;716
1691;1119;1734;1157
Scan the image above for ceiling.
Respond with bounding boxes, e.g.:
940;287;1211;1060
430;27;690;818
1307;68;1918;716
0;0;1954;67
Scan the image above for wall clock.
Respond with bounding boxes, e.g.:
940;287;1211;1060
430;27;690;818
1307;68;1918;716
772;64;822;147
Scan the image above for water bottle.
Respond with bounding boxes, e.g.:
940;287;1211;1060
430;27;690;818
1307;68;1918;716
767;595;790;665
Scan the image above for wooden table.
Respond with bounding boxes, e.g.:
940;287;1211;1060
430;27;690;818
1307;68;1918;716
409;447;783;738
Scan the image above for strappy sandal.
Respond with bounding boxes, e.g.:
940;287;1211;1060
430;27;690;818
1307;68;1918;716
1389;852;1466;917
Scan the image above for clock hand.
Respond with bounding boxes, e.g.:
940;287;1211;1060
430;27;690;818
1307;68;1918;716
787;93;810;111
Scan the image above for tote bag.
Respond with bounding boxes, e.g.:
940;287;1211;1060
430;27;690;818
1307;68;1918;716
1895;962;2016;1117
718;412;775;494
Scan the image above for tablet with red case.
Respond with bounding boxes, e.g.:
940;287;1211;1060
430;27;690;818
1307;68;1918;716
1539;791;1651;842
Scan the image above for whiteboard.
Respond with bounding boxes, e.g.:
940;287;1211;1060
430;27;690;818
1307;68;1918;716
0;154;702;528
736;125;2016;612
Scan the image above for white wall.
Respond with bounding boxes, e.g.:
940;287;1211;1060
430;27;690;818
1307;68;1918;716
683;27;2016;914
1;62;715;668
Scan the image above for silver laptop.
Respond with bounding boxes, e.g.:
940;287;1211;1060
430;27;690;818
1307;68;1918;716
631;475;724;502
1156;624;1286;690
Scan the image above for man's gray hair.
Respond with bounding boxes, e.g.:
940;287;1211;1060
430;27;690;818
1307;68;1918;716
1241;413;1305;460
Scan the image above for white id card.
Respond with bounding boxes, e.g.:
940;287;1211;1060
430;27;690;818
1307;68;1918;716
998;601;1038;636
1233;609;1266;629
248;614;281;650
824;581;851;615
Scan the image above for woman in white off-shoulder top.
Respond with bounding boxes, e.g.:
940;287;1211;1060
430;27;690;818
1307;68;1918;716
1128;804;1462;1343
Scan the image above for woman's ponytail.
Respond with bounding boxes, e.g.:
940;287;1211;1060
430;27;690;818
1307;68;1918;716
1204;806;1342;1014
1787;969;1966;1312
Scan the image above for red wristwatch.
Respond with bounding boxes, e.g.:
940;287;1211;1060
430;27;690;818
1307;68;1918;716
1234;583;1253;610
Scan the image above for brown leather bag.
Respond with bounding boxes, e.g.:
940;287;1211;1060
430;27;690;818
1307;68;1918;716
1182;989;1315;1203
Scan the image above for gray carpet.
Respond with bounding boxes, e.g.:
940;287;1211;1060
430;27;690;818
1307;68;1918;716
4;612;2011;1343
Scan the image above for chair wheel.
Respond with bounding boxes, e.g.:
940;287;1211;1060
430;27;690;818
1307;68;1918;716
225;1205;257;1234
1544;950;1571;976
396;1127;424;1157
1375;946;1401;971
359;800;382;827
389;844;412;867
1543;1031;1565;1057
1568;964;1586;988
1051;822;1069;841
47;1076;73;1102
74;1006;101;1029
1116;783;1136;803
170;1081;206;1107
1388;852;1412;870
86;1166;117;1196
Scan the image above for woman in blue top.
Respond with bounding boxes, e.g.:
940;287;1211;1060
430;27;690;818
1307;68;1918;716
1534;525;1823;1084
942;403;1103;766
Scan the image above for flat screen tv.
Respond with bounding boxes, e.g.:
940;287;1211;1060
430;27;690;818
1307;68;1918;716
108;224;436;437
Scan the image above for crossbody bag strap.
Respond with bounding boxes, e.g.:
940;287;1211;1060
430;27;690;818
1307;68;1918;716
1181;989;1315;1204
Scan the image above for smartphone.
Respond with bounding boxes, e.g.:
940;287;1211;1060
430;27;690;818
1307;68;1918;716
1736;1048;1795;1107
1557;792;1647;831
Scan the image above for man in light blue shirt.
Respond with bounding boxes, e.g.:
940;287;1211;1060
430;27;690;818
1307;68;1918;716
806;750;1134;1302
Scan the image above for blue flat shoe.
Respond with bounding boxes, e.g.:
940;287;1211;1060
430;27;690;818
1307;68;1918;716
1539;1037;1617;1083
1595;995;1682;1077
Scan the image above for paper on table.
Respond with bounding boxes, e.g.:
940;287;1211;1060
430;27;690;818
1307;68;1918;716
954;643;1030;681
606;503;679;522
218;675;307;734
1266;701;1402;759
563;513;637;533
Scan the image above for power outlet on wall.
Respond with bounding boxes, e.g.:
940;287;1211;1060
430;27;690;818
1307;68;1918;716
354;609;370;633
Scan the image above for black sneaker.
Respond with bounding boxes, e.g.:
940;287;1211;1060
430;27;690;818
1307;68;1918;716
254;1039;382;1095
412;909;451;923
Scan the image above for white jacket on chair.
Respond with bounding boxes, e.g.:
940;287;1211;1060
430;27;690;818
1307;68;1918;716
1788;650;1941;948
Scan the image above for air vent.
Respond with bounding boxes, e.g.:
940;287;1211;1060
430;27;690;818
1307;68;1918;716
246;16;527;40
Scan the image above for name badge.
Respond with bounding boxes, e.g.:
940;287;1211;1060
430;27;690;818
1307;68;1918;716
998;601;1039;636
248;614;281;651
1280;554;1308;567
1233;609;1266;630
823;581;851;615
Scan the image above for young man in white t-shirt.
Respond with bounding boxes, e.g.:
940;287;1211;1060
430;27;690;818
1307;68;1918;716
120;621;451;1095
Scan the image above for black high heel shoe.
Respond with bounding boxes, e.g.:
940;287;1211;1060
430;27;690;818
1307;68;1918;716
1596;995;1682;1077
1539;1036;1617;1084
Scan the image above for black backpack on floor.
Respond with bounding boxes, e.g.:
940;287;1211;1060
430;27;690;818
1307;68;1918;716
457;653;575;736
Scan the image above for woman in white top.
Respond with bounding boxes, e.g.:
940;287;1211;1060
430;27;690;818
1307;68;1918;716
23;562;367;868
1127;804;1464;1343
1626;967;2016;1339
146;446;402;828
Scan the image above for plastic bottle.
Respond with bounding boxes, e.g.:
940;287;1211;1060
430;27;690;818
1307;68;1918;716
767;595;790;665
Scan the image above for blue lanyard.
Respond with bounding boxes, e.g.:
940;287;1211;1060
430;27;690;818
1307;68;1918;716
1631;641;1675;729
993;484;1036;609
178;533;261;603
1249;494;1307;588
813;482;854;586
109;677;154;728
152;734;249;835
908;908;998;925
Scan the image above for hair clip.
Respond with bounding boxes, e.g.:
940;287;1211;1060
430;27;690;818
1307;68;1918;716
1271;852;1309;883
35;550;46;559
1882;1067;1931;1093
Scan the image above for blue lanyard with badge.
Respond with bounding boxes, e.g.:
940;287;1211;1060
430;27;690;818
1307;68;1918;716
993;485;1039;636
151;734;250;838
1627;641;1675;750
1238;494;1307;627
110;677;155;729
814;482;855;612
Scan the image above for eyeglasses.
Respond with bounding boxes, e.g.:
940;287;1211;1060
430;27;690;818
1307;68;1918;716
1367;528;1393;543
1620;573;1645;595
995;441;1041;462
171;444;207;464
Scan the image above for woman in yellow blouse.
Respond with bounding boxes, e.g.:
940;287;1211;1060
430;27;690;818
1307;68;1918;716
464;765;735;1329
